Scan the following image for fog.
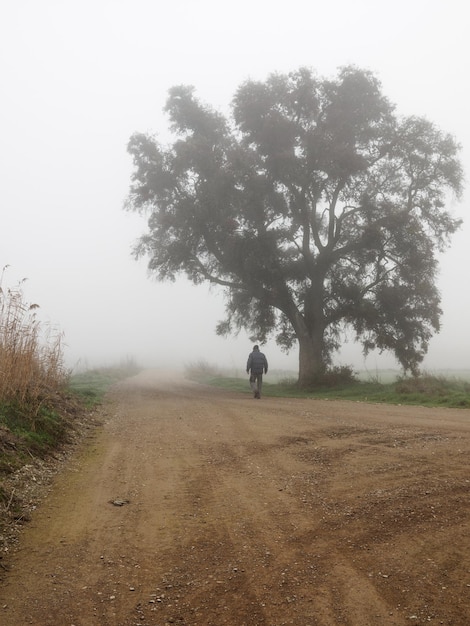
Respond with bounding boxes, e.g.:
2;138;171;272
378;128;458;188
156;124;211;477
1;0;468;375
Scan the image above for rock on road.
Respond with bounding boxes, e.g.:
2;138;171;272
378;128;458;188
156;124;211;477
2;369;470;625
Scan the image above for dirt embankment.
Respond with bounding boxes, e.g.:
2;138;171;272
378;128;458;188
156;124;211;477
1;369;470;625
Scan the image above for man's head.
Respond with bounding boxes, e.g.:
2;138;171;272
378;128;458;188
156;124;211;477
253;345;259;351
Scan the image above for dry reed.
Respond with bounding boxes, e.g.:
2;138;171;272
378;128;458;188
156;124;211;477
0;267;68;406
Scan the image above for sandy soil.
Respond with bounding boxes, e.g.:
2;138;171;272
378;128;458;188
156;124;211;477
1;369;470;626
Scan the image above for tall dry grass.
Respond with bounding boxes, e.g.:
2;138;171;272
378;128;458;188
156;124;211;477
0;268;68;406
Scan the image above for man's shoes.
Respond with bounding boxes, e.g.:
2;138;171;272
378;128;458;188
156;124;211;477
254;391;260;399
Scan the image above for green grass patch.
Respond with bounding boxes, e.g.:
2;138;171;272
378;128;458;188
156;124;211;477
195;372;470;408
0;400;69;468
68;364;141;406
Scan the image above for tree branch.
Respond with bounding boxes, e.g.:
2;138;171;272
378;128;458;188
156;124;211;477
192;256;245;289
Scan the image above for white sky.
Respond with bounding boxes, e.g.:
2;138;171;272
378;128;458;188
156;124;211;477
0;0;468;374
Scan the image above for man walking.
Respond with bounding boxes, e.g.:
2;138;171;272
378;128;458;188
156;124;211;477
246;345;268;399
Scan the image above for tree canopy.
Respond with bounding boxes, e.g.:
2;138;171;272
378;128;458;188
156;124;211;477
126;66;463;385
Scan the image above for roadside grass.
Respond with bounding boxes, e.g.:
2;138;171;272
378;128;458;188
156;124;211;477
68;361;141;406
185;361;470;408
0;271;73;474
0;400;70;465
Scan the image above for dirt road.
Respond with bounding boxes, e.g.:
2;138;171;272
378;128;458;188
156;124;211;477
1;369;470;625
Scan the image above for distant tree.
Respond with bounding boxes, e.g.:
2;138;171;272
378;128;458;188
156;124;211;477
125;67;463;385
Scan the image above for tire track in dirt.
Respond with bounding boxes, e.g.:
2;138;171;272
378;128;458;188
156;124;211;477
166;420;406;625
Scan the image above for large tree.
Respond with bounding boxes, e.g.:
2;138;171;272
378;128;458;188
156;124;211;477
126;67;463;385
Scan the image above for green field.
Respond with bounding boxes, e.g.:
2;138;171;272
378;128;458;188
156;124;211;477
186;362;470;409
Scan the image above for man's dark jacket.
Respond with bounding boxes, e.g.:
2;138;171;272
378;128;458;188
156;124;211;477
246;350;268;374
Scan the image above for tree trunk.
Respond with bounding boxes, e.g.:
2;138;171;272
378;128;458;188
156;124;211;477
295;276;326;387
297;326;325;387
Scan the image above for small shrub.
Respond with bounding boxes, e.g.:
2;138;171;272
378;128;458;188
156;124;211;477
306;365;359;388
184;360;221;381
396;374;454;396
393;374;470;407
